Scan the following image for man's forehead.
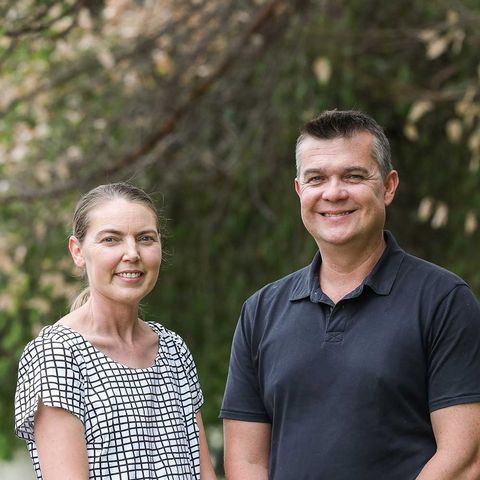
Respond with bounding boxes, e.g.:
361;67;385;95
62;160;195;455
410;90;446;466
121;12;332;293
299;131;374;152
298;132;374;163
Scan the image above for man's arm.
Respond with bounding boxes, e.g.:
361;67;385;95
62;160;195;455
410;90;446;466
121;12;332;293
223;419;271;480
35;400;89;480
416;403;480;480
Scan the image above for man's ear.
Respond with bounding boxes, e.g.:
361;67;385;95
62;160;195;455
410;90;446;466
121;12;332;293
384;170;399;207
69;236;85;268
294;177;301;197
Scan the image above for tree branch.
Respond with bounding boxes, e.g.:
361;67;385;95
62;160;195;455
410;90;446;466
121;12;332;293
2;0;309;203
3;0;84;38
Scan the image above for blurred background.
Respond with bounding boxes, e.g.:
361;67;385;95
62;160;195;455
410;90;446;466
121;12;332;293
1;0;480;477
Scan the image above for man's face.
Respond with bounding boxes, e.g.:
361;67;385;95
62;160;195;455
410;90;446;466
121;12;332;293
294;132;398;251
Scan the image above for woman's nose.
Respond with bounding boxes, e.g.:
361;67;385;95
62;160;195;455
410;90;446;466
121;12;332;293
123;239;140;261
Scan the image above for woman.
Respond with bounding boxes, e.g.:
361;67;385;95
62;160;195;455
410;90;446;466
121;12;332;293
15;183;217;479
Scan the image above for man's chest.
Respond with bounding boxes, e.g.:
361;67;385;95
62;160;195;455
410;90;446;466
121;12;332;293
255;297;428;416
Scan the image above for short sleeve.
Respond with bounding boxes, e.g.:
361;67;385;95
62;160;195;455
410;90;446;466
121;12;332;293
220;301;270;422
171;333;204;413
183;341;204;412
15;337;85;441
427;285;480;412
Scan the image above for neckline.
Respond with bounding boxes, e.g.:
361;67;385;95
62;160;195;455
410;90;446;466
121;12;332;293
47;322;162;370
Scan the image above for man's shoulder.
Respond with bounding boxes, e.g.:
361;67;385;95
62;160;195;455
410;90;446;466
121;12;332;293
400;251;468;289
245;263;311;307
383;230;470;291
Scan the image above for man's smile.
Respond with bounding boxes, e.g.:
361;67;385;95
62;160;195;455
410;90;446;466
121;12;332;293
320;210;355;217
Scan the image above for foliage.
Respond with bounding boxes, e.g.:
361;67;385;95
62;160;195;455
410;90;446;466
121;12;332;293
1;0;480;472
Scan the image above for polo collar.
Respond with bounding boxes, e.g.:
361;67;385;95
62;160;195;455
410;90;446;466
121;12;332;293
363;230;405;295
289;251;321;301
289;230;405;301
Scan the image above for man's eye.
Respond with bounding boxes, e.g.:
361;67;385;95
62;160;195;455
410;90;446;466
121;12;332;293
306;176;324;184
345;174;364;181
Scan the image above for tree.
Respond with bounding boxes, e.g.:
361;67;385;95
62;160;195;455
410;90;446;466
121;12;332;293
1;0;479;471
0;0;310;461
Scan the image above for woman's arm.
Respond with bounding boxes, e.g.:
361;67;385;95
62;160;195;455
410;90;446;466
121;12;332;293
35;400;89;480
196;411;217;479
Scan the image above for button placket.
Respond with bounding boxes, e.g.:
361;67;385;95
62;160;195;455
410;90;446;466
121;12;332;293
325;302;347;343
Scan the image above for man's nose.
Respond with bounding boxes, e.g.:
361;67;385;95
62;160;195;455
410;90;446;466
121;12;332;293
321;178;348;201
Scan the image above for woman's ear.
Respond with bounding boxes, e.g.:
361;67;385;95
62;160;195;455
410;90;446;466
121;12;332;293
69;236;85;268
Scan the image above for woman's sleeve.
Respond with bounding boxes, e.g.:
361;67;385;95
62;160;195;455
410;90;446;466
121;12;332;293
175;336;204;413
15;338;85;442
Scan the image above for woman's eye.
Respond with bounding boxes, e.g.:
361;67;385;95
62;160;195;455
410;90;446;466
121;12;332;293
139;235;155;242
102;236;117;243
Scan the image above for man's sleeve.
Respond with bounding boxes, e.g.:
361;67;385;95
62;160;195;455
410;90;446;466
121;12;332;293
220;300;271;423
427;284;480;412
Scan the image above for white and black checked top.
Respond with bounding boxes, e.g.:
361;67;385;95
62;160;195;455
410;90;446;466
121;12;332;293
15;322;204;479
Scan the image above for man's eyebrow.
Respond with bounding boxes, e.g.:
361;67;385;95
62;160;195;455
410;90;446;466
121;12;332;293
301;166;371;177
301;168;325;177
344;166;370;174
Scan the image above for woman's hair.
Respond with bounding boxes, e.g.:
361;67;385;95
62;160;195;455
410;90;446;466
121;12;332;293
70;183;160;311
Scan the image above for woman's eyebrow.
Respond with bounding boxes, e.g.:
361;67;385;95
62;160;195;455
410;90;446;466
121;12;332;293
95;229;123;238
95;228;159;239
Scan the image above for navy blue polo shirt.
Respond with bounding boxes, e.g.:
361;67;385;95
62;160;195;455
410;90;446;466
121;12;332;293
220;231;480;480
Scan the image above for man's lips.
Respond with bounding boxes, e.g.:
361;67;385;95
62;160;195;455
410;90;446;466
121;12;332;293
320;210;355;217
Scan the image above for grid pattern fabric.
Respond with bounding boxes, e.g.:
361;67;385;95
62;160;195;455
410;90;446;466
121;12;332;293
15;322;203;479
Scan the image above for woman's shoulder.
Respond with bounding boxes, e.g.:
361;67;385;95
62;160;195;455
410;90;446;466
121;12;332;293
40;322;86;345
148;321;180;341
147;321;189;352
20;323;87;367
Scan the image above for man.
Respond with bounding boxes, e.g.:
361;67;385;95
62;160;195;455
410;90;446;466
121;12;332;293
220;110;480;479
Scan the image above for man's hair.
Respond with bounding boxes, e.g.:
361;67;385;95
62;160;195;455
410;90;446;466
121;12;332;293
295;110;392;179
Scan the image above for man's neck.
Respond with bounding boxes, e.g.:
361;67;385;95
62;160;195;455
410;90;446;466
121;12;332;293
319;235;386;304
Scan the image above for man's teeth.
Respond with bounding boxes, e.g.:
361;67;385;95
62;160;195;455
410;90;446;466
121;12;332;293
323;211;351;217
117;272;142;278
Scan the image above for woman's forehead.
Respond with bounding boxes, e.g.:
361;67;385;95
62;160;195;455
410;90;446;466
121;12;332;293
87;199;158;229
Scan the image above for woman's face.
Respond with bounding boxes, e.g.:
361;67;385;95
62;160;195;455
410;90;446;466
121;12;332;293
69;198;161;307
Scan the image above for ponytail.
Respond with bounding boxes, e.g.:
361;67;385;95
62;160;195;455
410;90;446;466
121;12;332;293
70;287;90;312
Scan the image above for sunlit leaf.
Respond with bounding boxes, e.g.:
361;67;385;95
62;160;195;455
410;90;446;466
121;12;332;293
431;202;449;229
446;119;463;143
418;197;434;222
313;57;332;85
426;37;448;59
465;211;478;235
